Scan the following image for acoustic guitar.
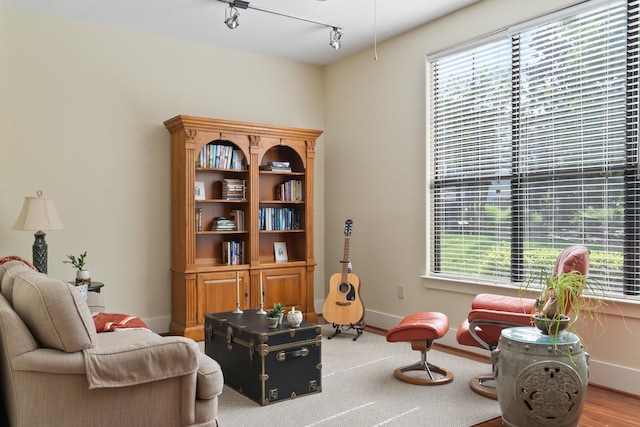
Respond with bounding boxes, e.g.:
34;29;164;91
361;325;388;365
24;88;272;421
322;219;364;326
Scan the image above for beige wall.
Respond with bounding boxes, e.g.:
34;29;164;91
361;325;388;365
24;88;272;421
0;9;326;331
323;0;640;395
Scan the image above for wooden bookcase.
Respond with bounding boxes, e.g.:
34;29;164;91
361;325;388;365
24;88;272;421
164;115;322;340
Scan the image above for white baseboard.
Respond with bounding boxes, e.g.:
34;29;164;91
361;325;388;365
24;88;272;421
142;315;171;335
588;359;640;396
352;308;640;396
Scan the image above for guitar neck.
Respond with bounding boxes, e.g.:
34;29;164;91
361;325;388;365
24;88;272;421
341;236;350;281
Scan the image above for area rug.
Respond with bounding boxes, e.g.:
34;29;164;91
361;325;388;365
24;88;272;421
206;324;501;426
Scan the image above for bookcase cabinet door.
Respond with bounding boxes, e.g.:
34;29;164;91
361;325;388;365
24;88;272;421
261;266;307;316
198;271;250;323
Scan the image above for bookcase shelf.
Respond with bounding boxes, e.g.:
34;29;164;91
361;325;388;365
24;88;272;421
164;115;322;340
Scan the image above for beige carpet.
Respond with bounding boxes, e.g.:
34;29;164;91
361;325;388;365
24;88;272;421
203;324;501;426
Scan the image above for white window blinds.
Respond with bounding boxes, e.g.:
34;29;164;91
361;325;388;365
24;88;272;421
429;0;638;297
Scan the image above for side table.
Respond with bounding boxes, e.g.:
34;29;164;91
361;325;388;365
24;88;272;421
88;282;104;293
493;326;588;427
68;281;104;293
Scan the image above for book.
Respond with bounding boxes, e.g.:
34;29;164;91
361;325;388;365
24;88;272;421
229;209;244;231
261;165;292;172
270;161;290;168
195;208;203;232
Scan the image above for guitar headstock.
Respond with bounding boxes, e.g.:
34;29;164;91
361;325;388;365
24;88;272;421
344;219;353;237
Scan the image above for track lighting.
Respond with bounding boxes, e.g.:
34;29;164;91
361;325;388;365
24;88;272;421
329;27;342;50
218;0;343;50
225;6;240;29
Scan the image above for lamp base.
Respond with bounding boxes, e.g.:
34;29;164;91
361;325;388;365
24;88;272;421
32;230;48;274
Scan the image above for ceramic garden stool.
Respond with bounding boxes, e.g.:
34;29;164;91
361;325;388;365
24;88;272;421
385;311;454;385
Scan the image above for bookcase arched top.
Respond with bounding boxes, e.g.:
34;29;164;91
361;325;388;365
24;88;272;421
164;115;322;144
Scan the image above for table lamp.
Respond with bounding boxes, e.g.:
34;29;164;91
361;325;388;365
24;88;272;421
12;191;64;274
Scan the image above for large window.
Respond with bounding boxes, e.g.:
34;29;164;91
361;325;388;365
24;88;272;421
428;0;639;298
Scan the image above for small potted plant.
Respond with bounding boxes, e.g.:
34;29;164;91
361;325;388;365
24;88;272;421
266;302;285;328
63;251;90;285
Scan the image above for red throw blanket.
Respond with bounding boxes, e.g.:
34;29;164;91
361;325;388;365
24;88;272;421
93;312;148;332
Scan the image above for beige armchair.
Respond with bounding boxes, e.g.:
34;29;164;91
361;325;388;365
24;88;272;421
0;259;223;427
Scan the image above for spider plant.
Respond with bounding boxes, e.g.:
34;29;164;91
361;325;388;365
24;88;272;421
522;269;606;335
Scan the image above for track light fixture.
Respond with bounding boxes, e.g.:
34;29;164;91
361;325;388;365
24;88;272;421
218;0;343;50
225;6;240;29
329;27;342;50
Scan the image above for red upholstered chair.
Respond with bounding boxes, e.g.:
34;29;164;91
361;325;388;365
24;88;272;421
456;245;590;399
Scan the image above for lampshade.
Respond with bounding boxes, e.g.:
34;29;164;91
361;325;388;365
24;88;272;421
12;193;64;231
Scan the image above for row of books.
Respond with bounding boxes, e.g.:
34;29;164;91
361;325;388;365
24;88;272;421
221;241;245;265
276;179;303;201
196;144;246;170
261;161;291;172
258;207;302;231
222;178;247;200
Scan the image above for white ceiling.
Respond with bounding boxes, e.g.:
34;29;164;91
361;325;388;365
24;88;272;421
1;0;479;66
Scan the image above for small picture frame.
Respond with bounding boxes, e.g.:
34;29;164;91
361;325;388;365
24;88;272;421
274;242;288;262
195;181;205;200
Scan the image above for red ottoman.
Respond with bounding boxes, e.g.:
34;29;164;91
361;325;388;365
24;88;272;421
386;312;453;385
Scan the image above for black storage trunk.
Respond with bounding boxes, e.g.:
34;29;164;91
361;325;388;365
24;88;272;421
204;309;322;405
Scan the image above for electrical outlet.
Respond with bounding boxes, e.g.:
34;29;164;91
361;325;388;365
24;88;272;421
397;284;405;299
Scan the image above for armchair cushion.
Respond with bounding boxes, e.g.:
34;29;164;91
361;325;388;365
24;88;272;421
0;261;42;304
12;274;97;352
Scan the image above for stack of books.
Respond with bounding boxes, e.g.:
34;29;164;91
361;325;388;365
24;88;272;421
261;161;291;172
211;217;236;231
222;179;246;200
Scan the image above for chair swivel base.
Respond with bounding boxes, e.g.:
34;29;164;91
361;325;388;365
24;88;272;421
469;372;497;400
394;361;454;386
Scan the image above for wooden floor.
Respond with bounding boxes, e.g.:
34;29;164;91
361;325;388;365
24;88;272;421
356;322;640;427
472;385;640;426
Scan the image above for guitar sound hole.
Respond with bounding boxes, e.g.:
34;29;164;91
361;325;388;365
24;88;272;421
339;283;356;301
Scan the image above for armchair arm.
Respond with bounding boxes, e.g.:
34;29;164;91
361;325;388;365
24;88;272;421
195;353;224;400
12;348;85;374
83;335;199;389
461;309;534;350
471;293;537;313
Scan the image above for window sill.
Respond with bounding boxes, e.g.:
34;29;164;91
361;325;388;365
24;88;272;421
421;274;640;320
